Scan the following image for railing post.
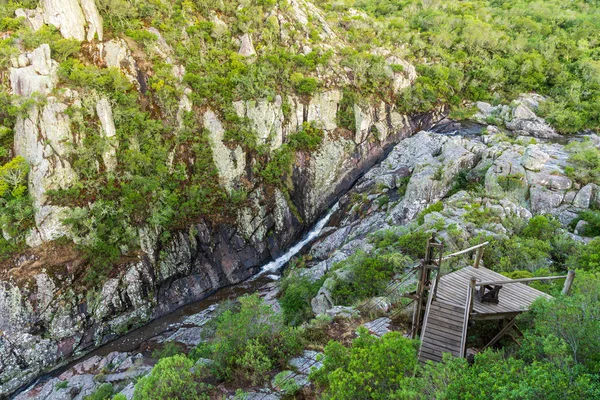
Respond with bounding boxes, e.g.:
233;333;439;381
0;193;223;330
460;277;477;358
562;270;576;296
474;246;484;268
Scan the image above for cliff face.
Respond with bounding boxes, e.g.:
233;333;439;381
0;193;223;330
0;0;438;394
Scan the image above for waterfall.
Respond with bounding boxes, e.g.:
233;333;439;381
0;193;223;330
256;201;340;279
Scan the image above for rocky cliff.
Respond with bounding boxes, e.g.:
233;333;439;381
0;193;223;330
0;0;440;395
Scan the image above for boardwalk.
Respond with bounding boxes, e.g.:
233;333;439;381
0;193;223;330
418;265;554;363
436;266;553;319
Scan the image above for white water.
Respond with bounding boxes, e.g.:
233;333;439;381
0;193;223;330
256;201;340;280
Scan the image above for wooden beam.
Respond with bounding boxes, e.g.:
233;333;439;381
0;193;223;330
470;311;521;321
442;242;489;261
460;278;476;358
473;246;484;269
561;270;576;296
481;317;517;350
475;275;568;286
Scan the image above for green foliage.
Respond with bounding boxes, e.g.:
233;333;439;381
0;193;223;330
311;328;419;399
273;370;300;396
330;253;397;306
337;89;357;131
567;238;600;272
133;355;211;400
416;202;443;225
521;215;561;241
497;173;526;192
396;176;410;197
151;342;185;359
328;0;600;133
572;210;600;237
84;383;114;400
55;381;68;390
291;73;320;96
565;138;600;185
396;230;430;259
259;122;324;188
413;350;599;399
200;294;303;384
0;156;35;242
522;273;600;372
279;270;324;326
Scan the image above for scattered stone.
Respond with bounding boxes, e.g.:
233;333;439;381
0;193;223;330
363;317;392;337
238;33;256;57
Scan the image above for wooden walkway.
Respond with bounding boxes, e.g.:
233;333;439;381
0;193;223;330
436;266;552;319
418;300;465;363
417;266;554;364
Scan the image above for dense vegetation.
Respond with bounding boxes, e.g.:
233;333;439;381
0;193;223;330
323;0;600;133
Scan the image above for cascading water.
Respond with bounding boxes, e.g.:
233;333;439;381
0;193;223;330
256;201;340;279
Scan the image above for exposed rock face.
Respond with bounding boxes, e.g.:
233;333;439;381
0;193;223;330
17;0;103;42
302;127;596;317
10;44;57;97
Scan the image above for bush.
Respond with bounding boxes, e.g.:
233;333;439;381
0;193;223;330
567;238;600;272
202;294;303;384
151;341;185;359
84;383;113;400
565;138;600;185
397;230;431;259
279;272;324;326
311;328;418;399
133;355;211;400
417;202;443;225
330;253;396;305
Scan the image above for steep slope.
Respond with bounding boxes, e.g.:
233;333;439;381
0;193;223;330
0;0;439;395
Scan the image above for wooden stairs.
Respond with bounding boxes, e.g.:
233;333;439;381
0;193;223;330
418;300;466;363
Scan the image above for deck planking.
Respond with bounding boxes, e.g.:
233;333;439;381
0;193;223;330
436;266;552;317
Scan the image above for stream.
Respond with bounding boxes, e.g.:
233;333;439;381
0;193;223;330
13;202;340;399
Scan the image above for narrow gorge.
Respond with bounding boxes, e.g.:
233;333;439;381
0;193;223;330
1;0;599;399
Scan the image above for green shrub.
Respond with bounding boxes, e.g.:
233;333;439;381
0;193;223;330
310;328;418;399
522;215;561;241
565;138;600;185
84;383;113;400
397;230;431;259
330;253;396;305
417;202;443;225
573;210;600;237
203;294;303;384
151;342;185;359
55;381;68;390
133;355;211;400
567;238;600;272
279;272;324;326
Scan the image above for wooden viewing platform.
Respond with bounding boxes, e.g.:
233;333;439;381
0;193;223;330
411;236;575;364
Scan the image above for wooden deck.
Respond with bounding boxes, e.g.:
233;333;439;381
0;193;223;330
417;265;554;363
418;300;465;363
436;266;552;319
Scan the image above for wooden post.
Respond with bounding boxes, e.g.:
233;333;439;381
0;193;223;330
474;246;484;269
460;277;477;358
562;270;576;296
482;317;517;350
